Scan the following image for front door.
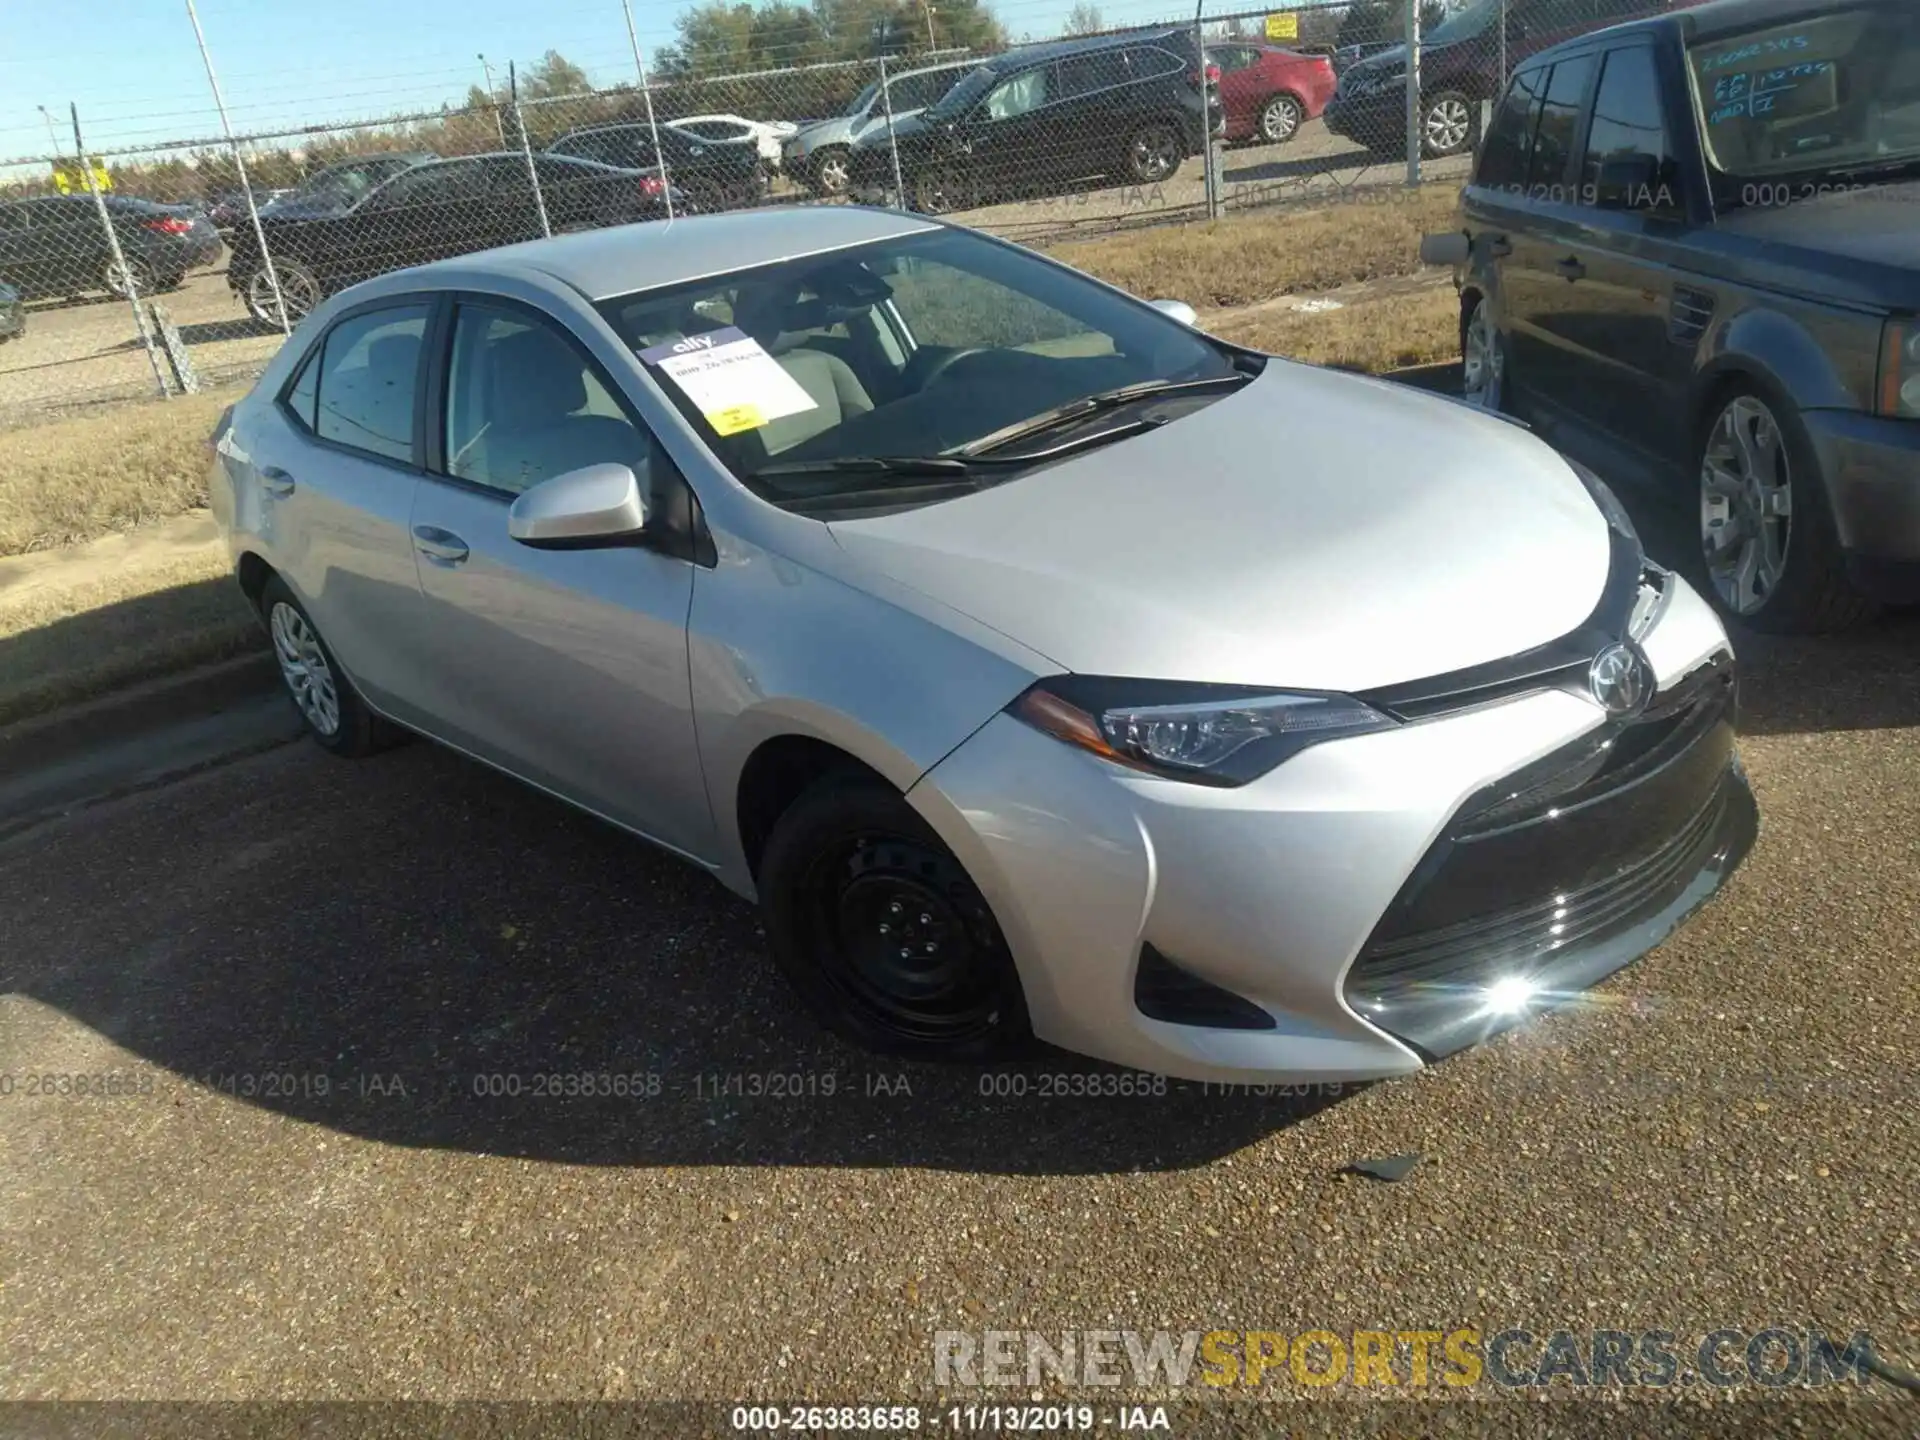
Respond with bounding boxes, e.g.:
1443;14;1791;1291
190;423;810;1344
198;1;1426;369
407;298;713;858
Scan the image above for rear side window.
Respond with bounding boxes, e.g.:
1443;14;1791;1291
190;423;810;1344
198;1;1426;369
310;305;429;463
284;352;319;430
1529;54;1597;188
1582;46;1680;209
1478;65;1548;188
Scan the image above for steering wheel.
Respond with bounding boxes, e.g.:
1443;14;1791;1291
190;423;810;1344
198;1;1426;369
910;346;990;391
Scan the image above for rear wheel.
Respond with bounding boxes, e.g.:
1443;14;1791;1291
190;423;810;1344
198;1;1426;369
758;774;1030;1061
103;255;156;299
259;577;402;757
1696;388;1878;632
1258;93;1304;145
1125;122;1184;183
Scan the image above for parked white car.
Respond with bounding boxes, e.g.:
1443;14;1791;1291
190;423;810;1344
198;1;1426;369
669;114;799;168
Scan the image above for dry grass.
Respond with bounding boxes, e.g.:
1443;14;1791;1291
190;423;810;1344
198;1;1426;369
1042;185;1462;309
0;387;241;558
0;549;259;727
1210;284;1462;374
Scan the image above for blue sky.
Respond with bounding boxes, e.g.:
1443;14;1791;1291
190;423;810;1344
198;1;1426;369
0;0;1229;173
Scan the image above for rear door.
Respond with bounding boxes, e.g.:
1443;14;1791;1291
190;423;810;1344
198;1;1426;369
406;297;712;856
1210;44;1264;133
252;299;441;725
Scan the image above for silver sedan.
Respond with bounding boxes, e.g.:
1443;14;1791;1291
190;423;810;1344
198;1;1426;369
210;206;1756;1082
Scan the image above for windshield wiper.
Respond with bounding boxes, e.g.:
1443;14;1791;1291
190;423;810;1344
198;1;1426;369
754;454;980;480
955;372;1252;458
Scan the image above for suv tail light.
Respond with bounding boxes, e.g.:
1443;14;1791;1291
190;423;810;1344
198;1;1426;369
143;216;193;234
639;174;666;198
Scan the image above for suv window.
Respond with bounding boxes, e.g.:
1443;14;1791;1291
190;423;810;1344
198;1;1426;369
1582;46;1679;210
444;304;653;496
983;67;1050;120
1478;64;1548;187
1530;54;1597;187
1057;50;1131;98
370;162;483;209
1126;46;1185;80
311;305;428;462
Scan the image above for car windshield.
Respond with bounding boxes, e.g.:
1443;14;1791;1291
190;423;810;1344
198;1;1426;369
925;65;998;118
1424;0;1500;49
846;81;880;116
597;226;1250;512
1688;4;1920;180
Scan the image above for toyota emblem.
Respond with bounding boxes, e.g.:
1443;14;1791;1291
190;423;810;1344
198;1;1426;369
1588;642;1654;718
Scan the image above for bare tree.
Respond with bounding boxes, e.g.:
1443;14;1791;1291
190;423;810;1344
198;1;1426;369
1064;2;1104;35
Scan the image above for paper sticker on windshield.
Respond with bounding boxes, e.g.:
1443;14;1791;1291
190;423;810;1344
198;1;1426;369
639;327;816;435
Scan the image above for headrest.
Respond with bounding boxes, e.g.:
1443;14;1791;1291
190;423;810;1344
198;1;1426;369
485;326;587;428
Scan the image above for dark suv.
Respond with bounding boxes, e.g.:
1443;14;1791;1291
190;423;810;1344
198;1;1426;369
846;27;1222;213
1328;0;1695;159
1426;0;1920;631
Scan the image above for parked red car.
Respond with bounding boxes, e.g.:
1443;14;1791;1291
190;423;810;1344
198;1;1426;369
1207;42;1337;145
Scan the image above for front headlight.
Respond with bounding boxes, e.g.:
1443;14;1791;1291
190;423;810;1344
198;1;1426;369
1011;677;1397;786
1879;320;1920;419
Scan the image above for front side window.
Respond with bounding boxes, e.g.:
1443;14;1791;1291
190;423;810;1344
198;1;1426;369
984;67;1050;120
310;304;428;462
1530;55;1598;187
444;304;652;497
1689;5;1920;183
597;227;1245;510
1478;65;1548;187
1582;46;1681;210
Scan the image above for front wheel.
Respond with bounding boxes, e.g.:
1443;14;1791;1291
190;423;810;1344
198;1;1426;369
910;166;973;215
810;146;851;196
1125;122;1184;183
1696;389;1878;633
1460;295;1505;413
244;258;321;328
1421;90;1478;159
758;774;1031;1061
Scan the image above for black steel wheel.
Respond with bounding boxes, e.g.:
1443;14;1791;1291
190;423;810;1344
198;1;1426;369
759;774;1030;1060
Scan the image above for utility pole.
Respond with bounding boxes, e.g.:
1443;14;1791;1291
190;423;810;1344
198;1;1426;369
619;0;675;220
37;104;63;157
924;1;937;50
478;54;507;146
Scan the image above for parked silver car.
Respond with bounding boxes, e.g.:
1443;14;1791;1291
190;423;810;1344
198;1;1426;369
210;206;1756;1082
783;61;975;194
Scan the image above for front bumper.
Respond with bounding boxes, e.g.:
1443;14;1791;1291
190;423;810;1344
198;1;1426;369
1325;85;1406;146
908;573;1747;1083
1804;407;1920;602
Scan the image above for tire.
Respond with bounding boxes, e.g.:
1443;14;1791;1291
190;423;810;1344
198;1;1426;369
1460;294;1506;414
1421;90;1478;159
258;577;402;757
910;166;973;216
243;258;321;328
758;773;1031;1062
1124;122;1184;184
1258;93;1304;145
810;146;851;196
157;271;186;293
1695;386;1879;633
103;255;156;299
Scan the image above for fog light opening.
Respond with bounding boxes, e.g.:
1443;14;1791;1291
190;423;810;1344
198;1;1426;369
1478;974;1538;1018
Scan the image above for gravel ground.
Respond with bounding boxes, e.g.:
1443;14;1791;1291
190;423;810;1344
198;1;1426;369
1;489;1916;1431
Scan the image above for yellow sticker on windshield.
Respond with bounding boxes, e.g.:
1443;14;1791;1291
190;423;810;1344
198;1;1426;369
707;403;766;435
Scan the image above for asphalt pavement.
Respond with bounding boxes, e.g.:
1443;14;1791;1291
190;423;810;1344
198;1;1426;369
1;500;1918;1431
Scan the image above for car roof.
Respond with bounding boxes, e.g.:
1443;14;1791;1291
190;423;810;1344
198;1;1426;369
406;205;938;301
975;25;1192;73
1523;0;1899;61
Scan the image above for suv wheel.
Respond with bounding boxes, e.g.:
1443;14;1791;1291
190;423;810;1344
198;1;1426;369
1461;295;1505;412
1421;90;1477;158
1697;388;1878;632
1125;123;1184;183
245;259;320;327
1259;94;1304;145
758;774;1031;1061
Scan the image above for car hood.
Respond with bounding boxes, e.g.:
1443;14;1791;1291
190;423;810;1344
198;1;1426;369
856;111;938;148
791;116;858;149
1707;178;1920;309
827;363;1612;693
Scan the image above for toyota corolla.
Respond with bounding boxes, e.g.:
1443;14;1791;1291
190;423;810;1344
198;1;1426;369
209;206;1757;1082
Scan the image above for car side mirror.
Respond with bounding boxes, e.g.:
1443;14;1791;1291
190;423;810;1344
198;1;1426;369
1419;231;1470;266
507;462;648;549
1596;154;1661;210
1150;298;1199;326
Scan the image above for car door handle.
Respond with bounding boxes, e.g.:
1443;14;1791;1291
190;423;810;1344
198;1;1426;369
260;467;295;498
1555;255;1587;281
412;526;470;566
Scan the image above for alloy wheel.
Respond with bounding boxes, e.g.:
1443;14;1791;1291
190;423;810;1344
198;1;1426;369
1129;124;1181;182
816;151;849;194
1260;95;1302;144
248;262;319;327
103;256;155;299
269;601;342;737
1700;395;1793;616
1424;97;1472;156
1462;299;1503;411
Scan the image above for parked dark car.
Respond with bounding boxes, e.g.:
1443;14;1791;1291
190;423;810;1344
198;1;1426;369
1427;0;1920;631
226;152;679;326
206;187;293;234
546;123;768;211
845;27;1223;213
0;280;23;342
1328;0;1704;159
0;194;221;300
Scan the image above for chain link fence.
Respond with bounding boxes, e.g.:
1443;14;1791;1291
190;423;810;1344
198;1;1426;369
1;0;1639;424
